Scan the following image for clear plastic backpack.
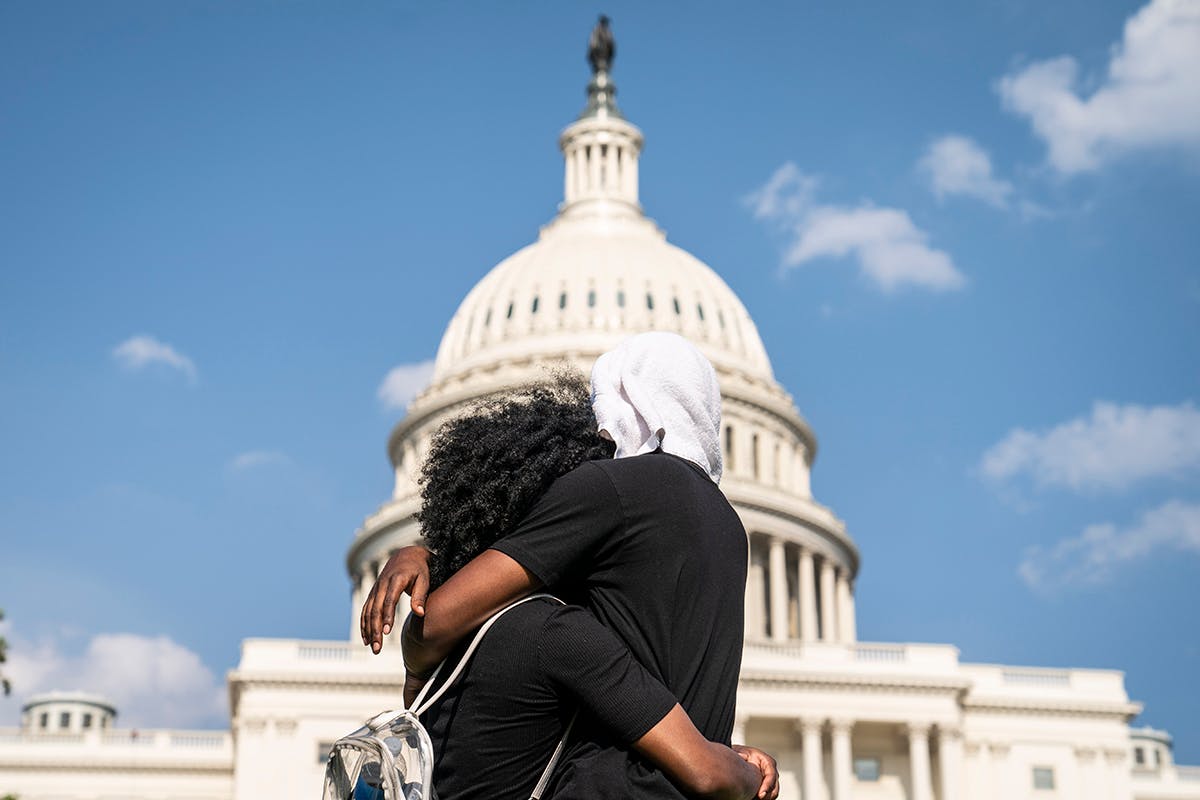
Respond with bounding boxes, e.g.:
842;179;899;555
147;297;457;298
322;595;574;800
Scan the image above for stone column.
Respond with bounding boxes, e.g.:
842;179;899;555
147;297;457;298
989;743;1011;800
589;144;601;195
575;147;586;196
1076;747;1098;800
907;723;934;800
565;144;576;200
836;570;856;643
798;718;825;800
830;719;853;800
798;548;818;642
819;558;837;642
604;142;618;193
1104;749;1127;800
627;149;638;201
769;538;789;642
937;727;964;800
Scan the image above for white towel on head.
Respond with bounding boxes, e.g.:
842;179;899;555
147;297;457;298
590;332;723;483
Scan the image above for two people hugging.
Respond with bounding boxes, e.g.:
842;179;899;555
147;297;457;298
360;332;780;800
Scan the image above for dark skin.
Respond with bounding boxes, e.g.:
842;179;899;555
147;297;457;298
361;545;780;800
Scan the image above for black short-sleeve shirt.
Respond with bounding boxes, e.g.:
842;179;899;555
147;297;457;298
490;451;748;798
421;598;678;800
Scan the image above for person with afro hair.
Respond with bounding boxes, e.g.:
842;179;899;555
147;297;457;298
407;372;775;800
363;334;771;799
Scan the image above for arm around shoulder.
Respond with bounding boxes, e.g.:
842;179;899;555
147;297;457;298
401;549;542;676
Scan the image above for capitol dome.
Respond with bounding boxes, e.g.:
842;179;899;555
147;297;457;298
347;33;858;653
431;195;775;386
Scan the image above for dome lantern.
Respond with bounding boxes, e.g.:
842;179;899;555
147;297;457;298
560;16;643;218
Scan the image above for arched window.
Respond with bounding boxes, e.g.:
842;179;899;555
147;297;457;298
617;290;626;308
559;292;567;309
531;296;540;314
646;293;655;310
506;302;515;320
588;289;597;308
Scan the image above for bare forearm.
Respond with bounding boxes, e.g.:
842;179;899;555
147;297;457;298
400;549;541;675
634;706;762;800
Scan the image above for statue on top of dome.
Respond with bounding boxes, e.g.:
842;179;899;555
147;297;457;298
588;15;615;74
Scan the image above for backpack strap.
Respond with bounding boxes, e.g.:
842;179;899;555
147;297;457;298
529;710;577;800
406;594;578;799
409;593;564;716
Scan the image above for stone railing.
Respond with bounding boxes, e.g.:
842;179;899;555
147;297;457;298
1001;668;1072;687
741;640;961;675
0;727;232;762
236;638;404;673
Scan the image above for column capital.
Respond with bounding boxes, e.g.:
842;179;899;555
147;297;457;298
905;721;933;739
795;717;825;735
1074;746;1098;762
829;717;855;735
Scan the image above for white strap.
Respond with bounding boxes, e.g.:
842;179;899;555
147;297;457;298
410;593;563;716
529;711;576;800
407;593;576;798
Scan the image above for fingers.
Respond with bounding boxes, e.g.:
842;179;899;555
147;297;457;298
409;570;429;618
732;746;779;800
359;582;378;646
380;571;407;637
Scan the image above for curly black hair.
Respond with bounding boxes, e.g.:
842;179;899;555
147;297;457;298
418;370;615;589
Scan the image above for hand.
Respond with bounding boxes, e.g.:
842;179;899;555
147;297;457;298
403;671;429;709
360;545;431;654
732;745;779;800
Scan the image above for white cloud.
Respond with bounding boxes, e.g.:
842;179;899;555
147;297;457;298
981;401;1200;491
1019;499;1200;588
228;450;289;472
746;162;965;293
112;335;197;383
377;360;435;411
919;135;1014;207
2;629;226;729
998;0;1200;173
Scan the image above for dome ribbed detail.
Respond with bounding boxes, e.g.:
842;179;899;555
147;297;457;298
431;214;774;387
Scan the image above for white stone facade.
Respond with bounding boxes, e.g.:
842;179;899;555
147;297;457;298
2;42;1197;800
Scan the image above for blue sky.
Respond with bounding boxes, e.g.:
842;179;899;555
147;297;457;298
1;0;1198;759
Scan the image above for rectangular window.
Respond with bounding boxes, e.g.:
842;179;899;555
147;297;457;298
1135;747;1145;765
1032;766;1055;790
853;757;881;782
59;712;71;729
39;712;48;729
82;713;93;729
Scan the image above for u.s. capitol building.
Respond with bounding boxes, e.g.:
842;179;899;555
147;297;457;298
1;25;1196;800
